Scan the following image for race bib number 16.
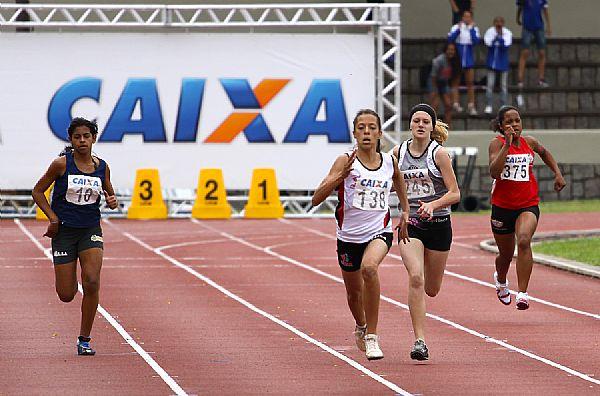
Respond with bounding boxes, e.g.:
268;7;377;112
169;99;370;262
66;175;102;205
501;154;530;181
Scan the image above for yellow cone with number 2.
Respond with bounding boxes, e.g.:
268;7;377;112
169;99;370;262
192;169;231;219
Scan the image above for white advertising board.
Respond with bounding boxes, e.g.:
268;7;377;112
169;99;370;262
0;33;374;190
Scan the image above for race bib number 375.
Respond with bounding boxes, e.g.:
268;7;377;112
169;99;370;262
501;154;531;181
66;175;102;205
352;178;390;211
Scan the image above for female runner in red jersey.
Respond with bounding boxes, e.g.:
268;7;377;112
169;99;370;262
488;106;565;310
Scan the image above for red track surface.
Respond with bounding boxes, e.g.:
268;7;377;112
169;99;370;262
1;213;599;395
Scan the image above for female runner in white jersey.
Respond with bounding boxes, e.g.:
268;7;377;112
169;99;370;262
312;109;410;360
390;104;460;361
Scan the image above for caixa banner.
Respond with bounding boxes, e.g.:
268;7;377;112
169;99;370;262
0;33;374;190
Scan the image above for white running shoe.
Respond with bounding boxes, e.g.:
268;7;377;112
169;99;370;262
494;272;511;305
516;292;530;310
452;102;464;112
516;94;524;107
354;324;367;352
467;103;478;116
364;334;384;360
484;105;493;115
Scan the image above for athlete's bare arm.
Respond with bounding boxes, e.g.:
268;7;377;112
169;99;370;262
312;151;356;207
32;157;66;237
103;163;119;209
391;155;410;243
524;136;565;192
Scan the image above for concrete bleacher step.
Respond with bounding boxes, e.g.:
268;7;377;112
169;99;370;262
397;38;600;129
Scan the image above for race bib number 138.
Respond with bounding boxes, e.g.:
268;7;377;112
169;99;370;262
352;179;389;211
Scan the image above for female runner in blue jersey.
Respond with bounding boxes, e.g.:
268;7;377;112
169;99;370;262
32;117;118;356
312;109;410;360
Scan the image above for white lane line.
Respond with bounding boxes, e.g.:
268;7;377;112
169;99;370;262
282;220;600;320
14;219;187;396
107;220;411;396
195;218;600;386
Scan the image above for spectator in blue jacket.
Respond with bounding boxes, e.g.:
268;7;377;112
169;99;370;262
483;16;512;114
448;10;481;116
517;0;551;97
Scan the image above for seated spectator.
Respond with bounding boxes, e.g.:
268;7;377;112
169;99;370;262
448;10;481;116
483;16;512;114
429;42;462;127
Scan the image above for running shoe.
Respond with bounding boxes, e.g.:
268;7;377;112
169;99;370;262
410;339;429;361
467;103;478;116
354;324;367;352
516;292;530;310
452;102;464;112
77;340;96;356
484;105;493;115
538;79;549;88
364;334;384;360
494;272;511;305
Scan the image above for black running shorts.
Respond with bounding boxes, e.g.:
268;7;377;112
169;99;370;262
490;205;540;235
337;232;393;272
51;225;103;265
405;215;452;251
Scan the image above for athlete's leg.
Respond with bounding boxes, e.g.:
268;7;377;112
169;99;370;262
399;238;426;341
55;261;78;302
493;232;515;284
360;238;389;335
423;249;450;297
78;248;103;337
341;270;366;327
514;212;538;292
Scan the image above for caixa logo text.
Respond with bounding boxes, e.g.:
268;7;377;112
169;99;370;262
48;77;351;143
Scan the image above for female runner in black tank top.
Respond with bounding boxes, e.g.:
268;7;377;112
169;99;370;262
32;117;119;356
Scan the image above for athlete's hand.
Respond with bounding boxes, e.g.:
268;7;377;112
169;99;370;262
43;221;59;239
104;191;118;210
396;213;410;244
554;174;566;192
339;149;357;180
417;200;435;220
503;125;516;147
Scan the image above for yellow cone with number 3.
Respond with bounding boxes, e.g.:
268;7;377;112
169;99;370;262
192;169;231;219
244;168;284;218
36;183;54;220
127;169;168;219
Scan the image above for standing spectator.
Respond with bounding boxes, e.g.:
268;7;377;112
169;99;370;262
449;0;475;25
448;10;481;116
429;42;462;127
516;0;551;106
483;16;513;115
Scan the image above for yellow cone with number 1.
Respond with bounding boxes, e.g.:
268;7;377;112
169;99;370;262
127;169;168;219
244;168;284;218
192;169;231;219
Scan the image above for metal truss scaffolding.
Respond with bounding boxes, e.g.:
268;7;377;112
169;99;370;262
0;3;401;218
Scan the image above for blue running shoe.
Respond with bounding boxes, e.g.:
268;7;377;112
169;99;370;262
77;340;96;356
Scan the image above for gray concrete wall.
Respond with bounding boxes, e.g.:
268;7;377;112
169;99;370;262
445;130;600;166
28;0;600;38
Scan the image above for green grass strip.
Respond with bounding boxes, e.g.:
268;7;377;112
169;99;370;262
533;237;600;266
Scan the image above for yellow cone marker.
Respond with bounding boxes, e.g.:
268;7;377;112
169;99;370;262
36;184;54;220
192;169;231;219
244;168;284;218
127;169;168;219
